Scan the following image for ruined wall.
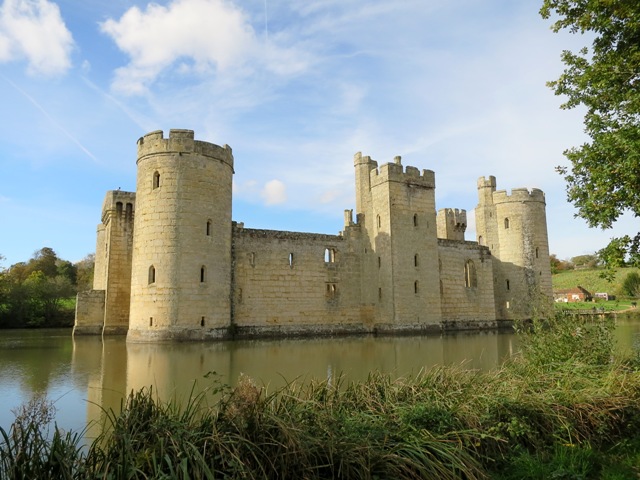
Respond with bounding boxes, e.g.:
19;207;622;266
128;130;234;342
232;226;364;335
73;290;105;335
437;240;497;328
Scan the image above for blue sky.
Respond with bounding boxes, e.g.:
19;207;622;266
0;0;634;268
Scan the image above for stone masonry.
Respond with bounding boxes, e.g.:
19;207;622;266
74;129;553;342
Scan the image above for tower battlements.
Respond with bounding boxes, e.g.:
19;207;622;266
436;208;467;241
137;129;234;170
493;188;545;204
100;190;136;224
369;156;435;189
477;176;497;190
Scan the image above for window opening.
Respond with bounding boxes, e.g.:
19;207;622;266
116;202;123;215
414;281;419;294
288;253;294;268
378;256;381;268
414;254;419;267
377;214;381;229
326;283;337;299
206;220;212;236
153;171;160;189
535;247;539;258
126;203;133;219
149;317;153;327
324;248;336;263
464;260;477;288
413;214;418;227
148;265;156;284
504;218;510;229
200;266;206;283
249;252;256;267
506;279;510;290
200;316;205;327
378;288;382;301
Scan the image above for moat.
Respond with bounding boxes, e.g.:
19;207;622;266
2;316;640;436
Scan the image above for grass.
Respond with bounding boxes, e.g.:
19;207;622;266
2;315;640;479
552;266;640;297
554;300;636;311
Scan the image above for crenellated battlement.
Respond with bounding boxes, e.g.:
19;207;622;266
368;155;435;189
493;187;545;204
436;208;467;241
101;190;136;224
477;175;497;190
136;129;234;170
438;208;467;227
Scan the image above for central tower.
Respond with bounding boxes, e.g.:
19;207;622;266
127;130;234;342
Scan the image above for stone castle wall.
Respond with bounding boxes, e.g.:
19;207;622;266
437;240;496;328
231;226;364;335
74;129;553;341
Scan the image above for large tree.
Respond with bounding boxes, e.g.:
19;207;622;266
541;0;640;266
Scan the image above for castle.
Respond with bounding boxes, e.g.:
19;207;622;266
74;129;553;342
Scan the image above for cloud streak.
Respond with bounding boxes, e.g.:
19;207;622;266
1;74;101;164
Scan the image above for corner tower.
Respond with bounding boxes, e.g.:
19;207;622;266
475;177;552;320
127;130;234;342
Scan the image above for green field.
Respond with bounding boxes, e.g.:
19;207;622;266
552;266;640;298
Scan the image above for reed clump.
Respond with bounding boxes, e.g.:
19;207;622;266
2;314;640;479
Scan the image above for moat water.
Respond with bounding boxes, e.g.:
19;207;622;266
1;315;640;437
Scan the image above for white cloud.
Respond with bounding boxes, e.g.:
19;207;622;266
0;0;73;75
101;0;308;95
261;179;286;206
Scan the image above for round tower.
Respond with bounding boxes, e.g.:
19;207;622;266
127;129;234;342
492;188;552;319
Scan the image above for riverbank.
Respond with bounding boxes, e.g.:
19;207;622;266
2;315;640;479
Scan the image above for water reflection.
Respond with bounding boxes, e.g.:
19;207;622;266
1;314;639;435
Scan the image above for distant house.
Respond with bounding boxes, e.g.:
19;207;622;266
554;286;592;303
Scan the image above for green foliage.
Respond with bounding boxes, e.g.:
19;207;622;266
541;1;640;267
622;271;640;297
571;254;600;269
551;254;575;274
0;248;78;328
74;253;95;292
515;314;615;368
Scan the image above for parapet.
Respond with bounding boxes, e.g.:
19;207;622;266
101;190;136;224
136;129;234;170
477;176;497;190
493;187;546;205
368;155;435;189
353;151;378;169
436;208;467;241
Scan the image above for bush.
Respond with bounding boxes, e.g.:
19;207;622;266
622;271;640;298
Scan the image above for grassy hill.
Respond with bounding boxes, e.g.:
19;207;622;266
552;266;640;297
